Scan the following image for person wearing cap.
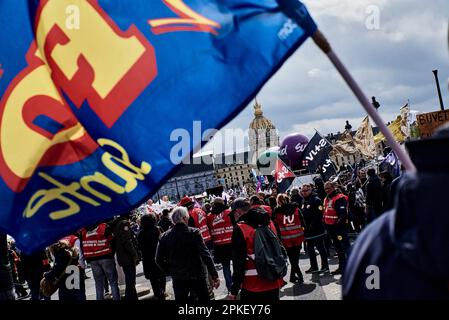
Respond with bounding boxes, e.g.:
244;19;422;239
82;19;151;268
227;198;284;301
206;197;234;293
178;196;212;246
343;124;449;299
156;206;220;302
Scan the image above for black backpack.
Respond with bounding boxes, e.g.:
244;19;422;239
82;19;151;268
253;225;288;281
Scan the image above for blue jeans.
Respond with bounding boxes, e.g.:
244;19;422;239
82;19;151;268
90;258;120;300
221;260;232;292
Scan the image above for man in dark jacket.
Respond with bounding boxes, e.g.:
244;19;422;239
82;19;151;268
0;233;14;300
365;168;383;223
156;206;219;302
300;184;329;273
138;213;166;300
113;215;140;301
343;125;449;299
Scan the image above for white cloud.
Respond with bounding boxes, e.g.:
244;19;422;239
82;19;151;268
212;0;449;154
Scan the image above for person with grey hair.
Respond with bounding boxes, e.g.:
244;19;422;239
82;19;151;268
170;206;189;224
156;207;219;302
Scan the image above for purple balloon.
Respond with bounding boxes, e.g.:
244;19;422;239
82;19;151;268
279;133;309;170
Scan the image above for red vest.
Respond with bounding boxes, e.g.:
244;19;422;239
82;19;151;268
61;235;78;248
251;204;272;216
81;223;113;259
323;193;348;225
207;209;233;246
275;208;304;248
237;222;283;292
189;208;211;242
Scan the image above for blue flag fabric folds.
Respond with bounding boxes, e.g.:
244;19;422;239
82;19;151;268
0;0;316;253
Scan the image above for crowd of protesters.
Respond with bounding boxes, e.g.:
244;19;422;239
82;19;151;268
0;161;397;301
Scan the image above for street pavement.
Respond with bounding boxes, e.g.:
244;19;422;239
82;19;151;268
80;250;342;301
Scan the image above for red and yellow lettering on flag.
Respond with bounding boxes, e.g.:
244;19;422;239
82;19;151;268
0;0;316;253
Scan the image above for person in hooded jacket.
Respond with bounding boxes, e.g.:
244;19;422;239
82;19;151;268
228;198;284;301
138;213;166;300
300;184;329;273
343;124;449;299
272;194;305;283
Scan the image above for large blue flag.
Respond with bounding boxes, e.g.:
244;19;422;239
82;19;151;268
0;0;316;253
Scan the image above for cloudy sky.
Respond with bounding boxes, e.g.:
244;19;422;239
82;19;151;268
202;0;449;154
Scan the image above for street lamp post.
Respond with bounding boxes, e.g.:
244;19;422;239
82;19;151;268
432;69;445;111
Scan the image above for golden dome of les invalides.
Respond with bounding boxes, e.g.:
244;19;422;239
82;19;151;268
249;100;276;130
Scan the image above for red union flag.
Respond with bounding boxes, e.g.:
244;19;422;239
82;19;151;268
275;159;295;181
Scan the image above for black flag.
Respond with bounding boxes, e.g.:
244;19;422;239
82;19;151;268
302;132;336;181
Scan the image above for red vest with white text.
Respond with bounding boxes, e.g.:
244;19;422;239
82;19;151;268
274;208;304;248
323;193;348;225
189;208;211;242
81;223;113;259
61;235;78;248
237;222;284;292
207;209;233;246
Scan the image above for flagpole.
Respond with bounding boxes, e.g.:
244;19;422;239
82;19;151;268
311;30;416;172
